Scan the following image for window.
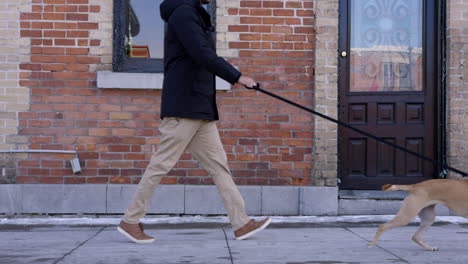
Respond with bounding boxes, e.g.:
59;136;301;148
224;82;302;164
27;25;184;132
113;0;217;73
382;63;394;91
398;63;411;90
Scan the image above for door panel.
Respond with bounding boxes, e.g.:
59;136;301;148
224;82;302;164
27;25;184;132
338;0;437;189
377;138;395;176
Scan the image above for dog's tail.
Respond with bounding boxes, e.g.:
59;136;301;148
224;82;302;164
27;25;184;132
382;184;414;192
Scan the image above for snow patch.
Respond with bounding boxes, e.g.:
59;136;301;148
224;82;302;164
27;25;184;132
1;215;467;226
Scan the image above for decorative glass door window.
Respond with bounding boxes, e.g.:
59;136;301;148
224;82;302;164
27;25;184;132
349;0;423;92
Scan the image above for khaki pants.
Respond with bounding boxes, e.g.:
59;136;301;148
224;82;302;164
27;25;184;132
122;117;251;230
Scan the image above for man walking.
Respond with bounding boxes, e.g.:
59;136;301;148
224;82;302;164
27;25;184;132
117;0;271;243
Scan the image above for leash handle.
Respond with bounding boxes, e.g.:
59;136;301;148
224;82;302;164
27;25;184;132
244;83;468;177
244;83;260;90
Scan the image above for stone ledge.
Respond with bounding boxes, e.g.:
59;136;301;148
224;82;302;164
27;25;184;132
339;190;407;200
2;184;456;216
339;199;452;216
0;184;338;216
96;71;232;90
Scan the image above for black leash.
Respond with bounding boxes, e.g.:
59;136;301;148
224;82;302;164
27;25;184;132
245;84;468;177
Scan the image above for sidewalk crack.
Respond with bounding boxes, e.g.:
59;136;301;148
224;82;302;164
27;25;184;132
222;228;235;264
53;226;105;264
344;227;409;263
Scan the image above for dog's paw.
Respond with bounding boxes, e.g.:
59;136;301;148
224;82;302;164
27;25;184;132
431;247;439;251
367;242;376;248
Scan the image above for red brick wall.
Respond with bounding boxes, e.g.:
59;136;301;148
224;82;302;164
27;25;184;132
218;0;316;185
17;0;316;186
19;0;104;184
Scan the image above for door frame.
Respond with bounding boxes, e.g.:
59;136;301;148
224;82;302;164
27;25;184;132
336;0;447;189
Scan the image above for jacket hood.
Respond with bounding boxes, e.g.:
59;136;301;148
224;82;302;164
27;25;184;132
160;0;200;22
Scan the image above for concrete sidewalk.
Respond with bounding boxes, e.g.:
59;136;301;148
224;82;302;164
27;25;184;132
1;216;468;264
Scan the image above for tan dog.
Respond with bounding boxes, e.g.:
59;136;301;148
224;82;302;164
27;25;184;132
368;179;468;251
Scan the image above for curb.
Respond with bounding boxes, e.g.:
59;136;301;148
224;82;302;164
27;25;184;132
1;216;467;228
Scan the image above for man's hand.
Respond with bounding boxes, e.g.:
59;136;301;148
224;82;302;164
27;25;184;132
237;75;257;89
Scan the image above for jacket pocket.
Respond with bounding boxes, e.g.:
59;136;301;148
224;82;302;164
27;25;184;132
193;70;214;96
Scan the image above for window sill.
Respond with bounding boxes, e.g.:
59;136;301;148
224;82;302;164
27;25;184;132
97;71;232;90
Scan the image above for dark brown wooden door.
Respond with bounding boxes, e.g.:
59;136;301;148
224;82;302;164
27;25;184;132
338;0;438;189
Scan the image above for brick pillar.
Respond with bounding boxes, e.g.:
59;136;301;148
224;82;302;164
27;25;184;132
311;0;338;186
0;0;32;183
447;0;468;178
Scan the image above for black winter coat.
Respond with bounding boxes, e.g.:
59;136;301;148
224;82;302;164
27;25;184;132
159;0;241;120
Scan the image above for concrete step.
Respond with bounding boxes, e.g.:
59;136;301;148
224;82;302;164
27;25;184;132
338;190;453;216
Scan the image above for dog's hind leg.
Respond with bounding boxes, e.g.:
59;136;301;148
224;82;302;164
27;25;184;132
368;195;425;248
412;204;438;251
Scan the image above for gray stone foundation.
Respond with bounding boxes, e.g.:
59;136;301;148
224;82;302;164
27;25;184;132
0;184;455;216
0;184;338;216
